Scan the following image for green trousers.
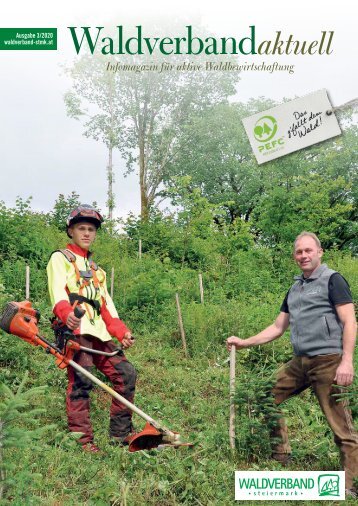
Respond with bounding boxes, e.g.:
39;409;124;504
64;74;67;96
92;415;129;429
272;354;358;489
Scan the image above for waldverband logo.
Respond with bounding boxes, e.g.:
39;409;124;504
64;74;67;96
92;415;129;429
253;115;278;142
318;474;340;497
235;471;345;501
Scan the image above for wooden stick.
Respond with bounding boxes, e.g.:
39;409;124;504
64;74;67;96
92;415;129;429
175;293;188;357
138;239;142;260
229;346;236;449
110;267;114;299
25;265;30;300
198;273;204;304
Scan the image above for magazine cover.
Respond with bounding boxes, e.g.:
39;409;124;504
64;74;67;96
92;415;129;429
0;0;357;504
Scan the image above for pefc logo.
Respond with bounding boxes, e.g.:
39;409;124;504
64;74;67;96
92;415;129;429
318;474;340;497
254;115;278;142
253;115;284;154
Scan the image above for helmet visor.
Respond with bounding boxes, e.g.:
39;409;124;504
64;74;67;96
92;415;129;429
67;206;103;228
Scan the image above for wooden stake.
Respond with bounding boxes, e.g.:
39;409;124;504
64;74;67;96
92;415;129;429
138;239;142;260
229;346;236;449
198;273;204;304
25;265;30;300
175;293;188;357
110;267;115;299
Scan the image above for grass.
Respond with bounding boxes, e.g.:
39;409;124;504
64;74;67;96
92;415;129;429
1;328;357;505
0;242;356;505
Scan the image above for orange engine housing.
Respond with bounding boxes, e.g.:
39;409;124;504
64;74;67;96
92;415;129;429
0;301;40;345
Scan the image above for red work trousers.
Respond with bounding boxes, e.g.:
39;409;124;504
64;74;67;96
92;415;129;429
66;335;137;444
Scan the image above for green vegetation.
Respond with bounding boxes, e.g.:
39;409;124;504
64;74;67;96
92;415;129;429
0;373;55;503
0;190;356;504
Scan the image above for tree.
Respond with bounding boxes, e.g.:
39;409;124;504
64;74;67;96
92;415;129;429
0;374;55;501
300;123;358;250
161;99;276;223
49;192;100;231
252;120;358;249
49;191;81;230
65;49;238;219
161;100;357;250
65;58;119;219
252;173;354;248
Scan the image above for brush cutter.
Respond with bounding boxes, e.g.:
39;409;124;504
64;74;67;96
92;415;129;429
0;300;193;452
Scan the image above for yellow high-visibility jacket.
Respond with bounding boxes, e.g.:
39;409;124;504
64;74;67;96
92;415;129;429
47;243;128;342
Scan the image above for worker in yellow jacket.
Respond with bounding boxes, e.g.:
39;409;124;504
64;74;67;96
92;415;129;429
47;204;136;452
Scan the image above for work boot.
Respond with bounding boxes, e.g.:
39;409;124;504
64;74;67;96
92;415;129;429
271;453;292;466
110;431;136;447
82;442;101;453
346;488;358;499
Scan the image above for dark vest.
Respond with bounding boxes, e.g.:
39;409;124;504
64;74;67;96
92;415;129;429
287;264;343;356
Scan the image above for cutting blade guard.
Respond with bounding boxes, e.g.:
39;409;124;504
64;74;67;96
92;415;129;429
127;422;194;452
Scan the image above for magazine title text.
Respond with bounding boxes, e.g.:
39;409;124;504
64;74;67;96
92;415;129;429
68;26;334;56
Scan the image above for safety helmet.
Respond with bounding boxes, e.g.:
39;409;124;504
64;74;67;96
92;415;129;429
66;204;104;237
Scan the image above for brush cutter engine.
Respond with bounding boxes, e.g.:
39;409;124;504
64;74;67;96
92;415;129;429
0;301;40;345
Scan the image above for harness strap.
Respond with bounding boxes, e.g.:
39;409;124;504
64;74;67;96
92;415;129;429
55;249;105;324
68;293;101;314
88;258;98;271
57;249;81;284
57;249;76;263
88;257;100;289
91;270;100;289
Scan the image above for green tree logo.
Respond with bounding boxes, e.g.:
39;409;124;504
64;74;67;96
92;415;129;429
318;474;340;497
253;115;278;142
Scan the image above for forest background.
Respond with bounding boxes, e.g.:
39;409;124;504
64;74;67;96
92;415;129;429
0;51;357;505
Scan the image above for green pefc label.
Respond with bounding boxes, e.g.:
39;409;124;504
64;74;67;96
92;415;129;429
253;115;278;142
0;28;57;50
253;115;285;153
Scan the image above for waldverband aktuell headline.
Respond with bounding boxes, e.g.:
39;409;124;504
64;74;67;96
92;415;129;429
68;26;334;56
